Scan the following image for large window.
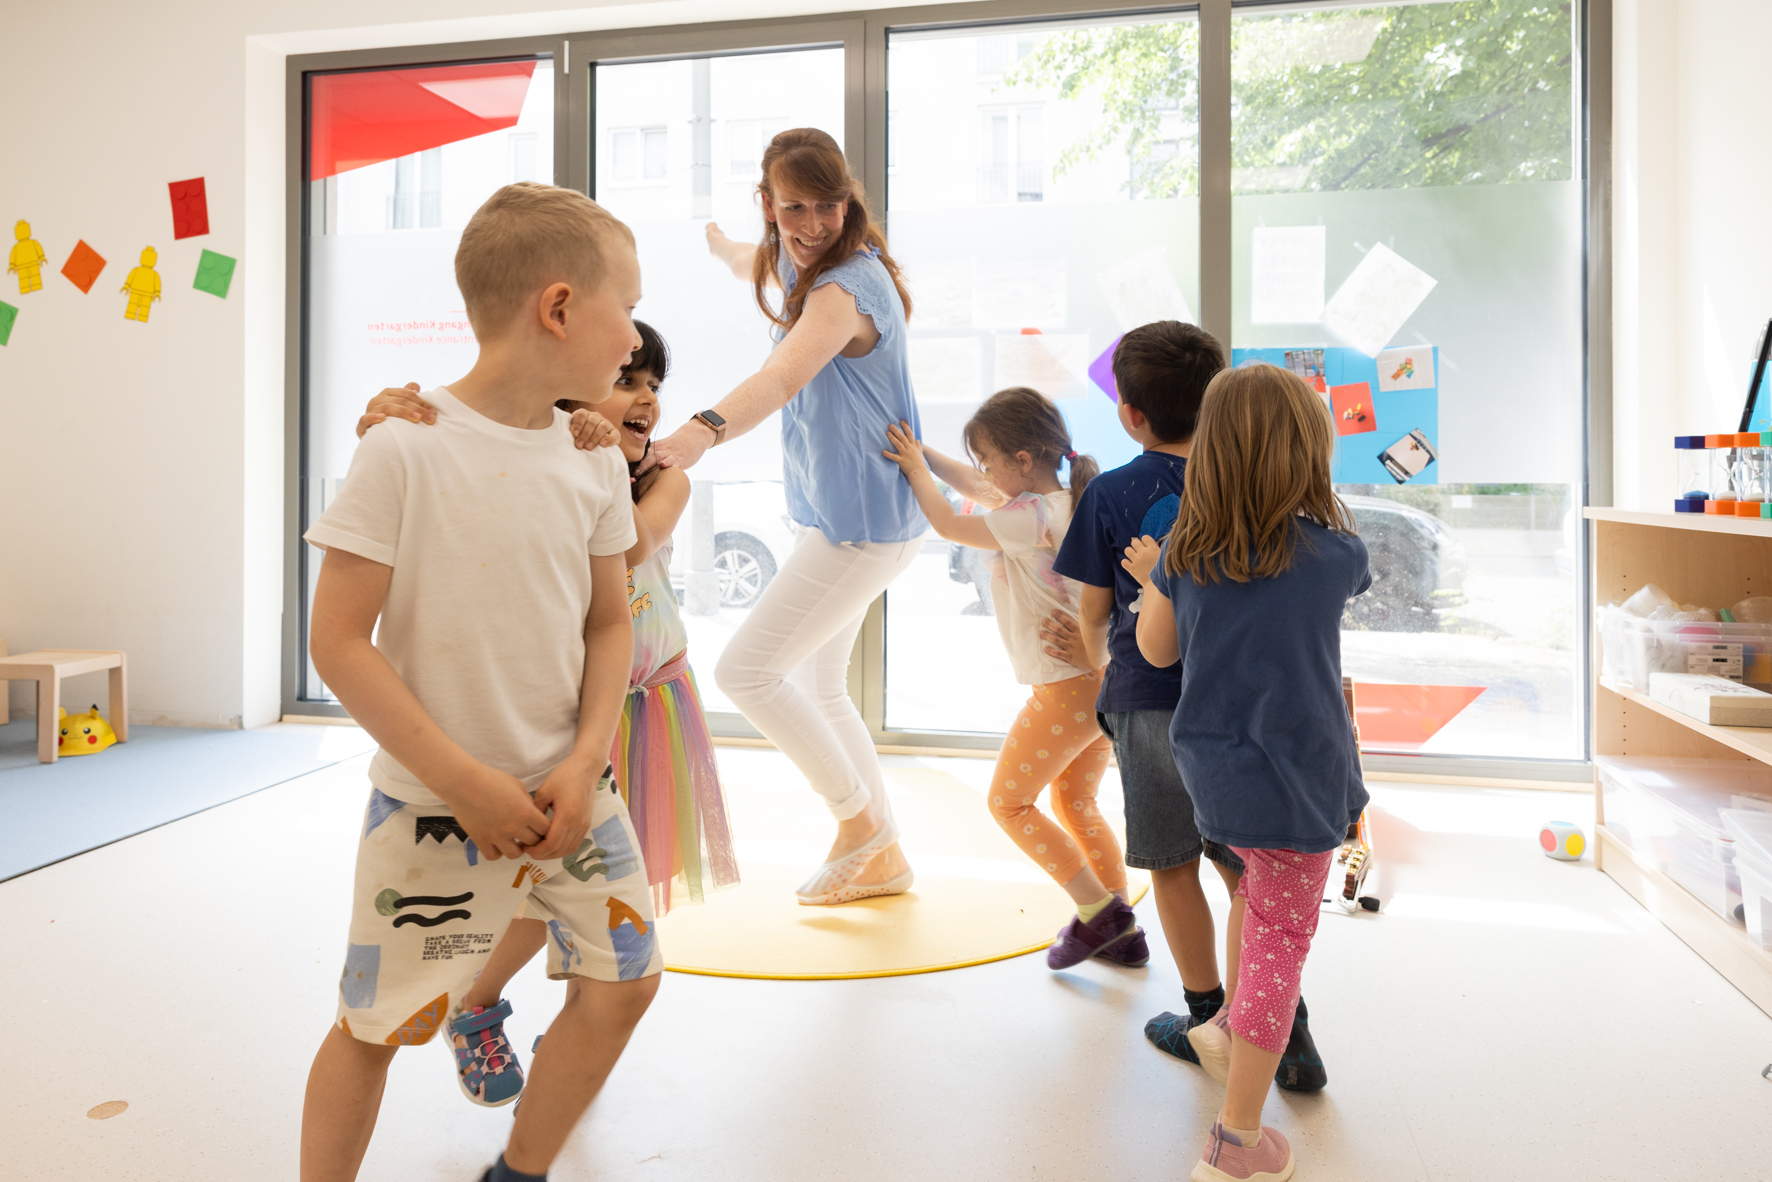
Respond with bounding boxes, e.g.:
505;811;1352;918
289;4;1598;770
1230;2;1583;760
299;56;555;705
592;46;846;719
883;13;1201;735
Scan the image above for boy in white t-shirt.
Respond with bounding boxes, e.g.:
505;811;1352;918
299;183;653;1182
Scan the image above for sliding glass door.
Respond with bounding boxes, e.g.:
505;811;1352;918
882;12;1201;736
297;54;555;706
1229;2;1584;760
590;45;847;721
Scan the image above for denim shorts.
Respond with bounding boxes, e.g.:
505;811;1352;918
1099;709;1244;874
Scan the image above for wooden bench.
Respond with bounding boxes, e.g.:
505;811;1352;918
0;649;128;763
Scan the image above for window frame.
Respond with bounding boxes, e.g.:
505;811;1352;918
283;0;1610;782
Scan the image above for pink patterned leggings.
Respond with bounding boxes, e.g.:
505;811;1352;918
1226;845;1337;1054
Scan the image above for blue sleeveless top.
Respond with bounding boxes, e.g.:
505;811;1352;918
776;248;926;544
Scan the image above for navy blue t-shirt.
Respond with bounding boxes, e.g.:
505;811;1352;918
1150;520;1373;854
1053;450;1189;713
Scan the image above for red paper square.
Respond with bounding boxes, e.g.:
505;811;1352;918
1330;382;1376;436
61;240;107;294
169;177;209;239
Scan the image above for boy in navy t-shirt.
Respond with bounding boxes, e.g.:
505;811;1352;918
1046;322;1327;1091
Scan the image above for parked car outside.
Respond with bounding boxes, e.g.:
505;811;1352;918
945;493;996;615
944;491;1466;632
667;480;798;610
1341;494;1468;632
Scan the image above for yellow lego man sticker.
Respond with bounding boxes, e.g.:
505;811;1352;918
121;247;162;322
9;221;47;295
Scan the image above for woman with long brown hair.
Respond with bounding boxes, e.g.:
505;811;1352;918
646;128;923;905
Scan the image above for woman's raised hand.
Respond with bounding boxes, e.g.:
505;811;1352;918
881;420;927;476
569;407;619;451
705;221;727;254
355;382;435;438
1122;535;1164;587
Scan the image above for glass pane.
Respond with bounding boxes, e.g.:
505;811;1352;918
884;13;1202;734
1229;2;1582;760
302;57;554;703
594;48;845;717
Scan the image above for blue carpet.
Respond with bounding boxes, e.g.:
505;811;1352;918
0;720;376;880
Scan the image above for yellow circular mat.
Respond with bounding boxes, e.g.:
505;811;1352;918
658;761;1148;980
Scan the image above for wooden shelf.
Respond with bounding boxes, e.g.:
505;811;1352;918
1591;508;1772;1016
1596;826;1772;1016
1600;680;1772;764
1584;506;1772;537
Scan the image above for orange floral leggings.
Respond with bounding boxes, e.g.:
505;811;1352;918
989;669;1126;891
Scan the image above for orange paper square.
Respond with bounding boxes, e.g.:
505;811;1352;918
1330;381;1376;436
61;240;106;294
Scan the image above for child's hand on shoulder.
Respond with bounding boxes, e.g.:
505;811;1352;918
444;763;552;862
570;407;620;451
356;382;435;438
524;756;601;862
882;420;928;476
1123;535;1164;587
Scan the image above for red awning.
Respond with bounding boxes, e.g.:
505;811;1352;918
309;59;539;181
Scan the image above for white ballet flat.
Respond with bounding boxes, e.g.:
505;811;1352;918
797;868;915;907
794;816;909;905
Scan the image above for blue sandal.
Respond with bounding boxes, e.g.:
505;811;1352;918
449;1000;525;1107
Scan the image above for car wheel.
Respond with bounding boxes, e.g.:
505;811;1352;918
714;532;776;609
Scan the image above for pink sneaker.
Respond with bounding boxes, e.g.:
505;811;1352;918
1190;1122;1294;1182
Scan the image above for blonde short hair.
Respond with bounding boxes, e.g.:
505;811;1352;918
454;183;634;337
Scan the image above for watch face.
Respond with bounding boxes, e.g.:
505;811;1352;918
701;410;727;428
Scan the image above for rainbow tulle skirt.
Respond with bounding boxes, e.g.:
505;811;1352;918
612;652;739;914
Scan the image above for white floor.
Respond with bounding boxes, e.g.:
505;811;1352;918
9;746;1772;1181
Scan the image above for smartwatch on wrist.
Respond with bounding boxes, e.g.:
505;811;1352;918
692;409;727;446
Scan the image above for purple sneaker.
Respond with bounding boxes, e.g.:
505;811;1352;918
1046;896;1141;969
1094;922;1150;967
1190;1122;1295;1182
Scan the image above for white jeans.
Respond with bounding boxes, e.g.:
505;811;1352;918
715;527;921;820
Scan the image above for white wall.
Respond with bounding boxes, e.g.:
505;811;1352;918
0;0;940;728
1613;0;1772;510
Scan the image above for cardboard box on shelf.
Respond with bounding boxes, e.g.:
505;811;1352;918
1649;672;1772;727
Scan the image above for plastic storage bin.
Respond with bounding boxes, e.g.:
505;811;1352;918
1596;756;1772;923
1722;809;1772;950
1598;606;1772;693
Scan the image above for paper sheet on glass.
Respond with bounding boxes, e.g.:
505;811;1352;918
973;260;1066;329
994;333;1091;400
912;259;974;328
1321;243;1437;357
1096;247;1194;331
908;336;984;404
1375;344;1436;391
1250;225;1326;324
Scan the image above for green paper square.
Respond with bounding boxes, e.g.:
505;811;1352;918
0;300;16;347
193;249;236;298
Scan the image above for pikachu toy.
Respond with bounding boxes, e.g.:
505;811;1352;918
58;706;118;756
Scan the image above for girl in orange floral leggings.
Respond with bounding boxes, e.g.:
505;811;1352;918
885;388;1146;970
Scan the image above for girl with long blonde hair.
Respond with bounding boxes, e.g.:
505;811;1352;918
1124;363;1370;1182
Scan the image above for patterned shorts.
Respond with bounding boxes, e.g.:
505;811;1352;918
333;771;662;1046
